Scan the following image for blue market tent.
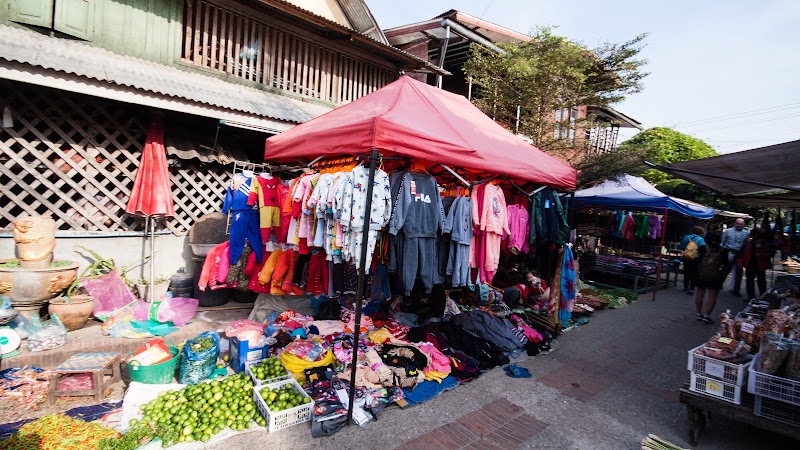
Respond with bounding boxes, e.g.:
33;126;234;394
572;174;715;301
573;174;714;219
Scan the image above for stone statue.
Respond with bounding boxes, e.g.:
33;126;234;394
12;216;56;269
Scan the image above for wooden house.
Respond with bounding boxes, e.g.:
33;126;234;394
0;0;440;276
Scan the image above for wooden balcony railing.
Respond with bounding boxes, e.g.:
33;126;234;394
181;0;395;104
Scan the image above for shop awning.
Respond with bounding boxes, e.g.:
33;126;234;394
264;76;577;190
572;174;715;218
650;139;800;207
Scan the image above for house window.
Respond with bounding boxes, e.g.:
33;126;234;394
555;107;577;140
9;0;95;41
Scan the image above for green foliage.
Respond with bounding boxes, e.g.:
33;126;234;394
618;127;717;186
463;27;648;161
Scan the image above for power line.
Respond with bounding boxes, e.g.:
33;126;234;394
675;102;800;127
687;113;800;133
478;0;496;21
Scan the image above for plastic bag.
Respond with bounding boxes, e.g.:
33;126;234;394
27;314;67;352
58;373;95;390
131;339;172;366
785;341;800;381
758;333;790;375
132;297;199;327
718;310;737;339
179;331;220;384
82;269;138;320
224;319;264;341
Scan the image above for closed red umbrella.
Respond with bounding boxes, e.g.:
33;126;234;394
126;117;174;301
127;118;174;217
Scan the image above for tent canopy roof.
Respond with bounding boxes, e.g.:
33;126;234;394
653;139;800;207
573;174;715;218
264;76;576;190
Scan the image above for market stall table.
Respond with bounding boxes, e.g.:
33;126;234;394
580;255;679;295
679;387;800;445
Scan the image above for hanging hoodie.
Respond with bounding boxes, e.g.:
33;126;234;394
389;172;446;294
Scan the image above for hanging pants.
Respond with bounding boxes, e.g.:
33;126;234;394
447;242;471;287
484;232;502;282
402;237;436;295
230;209;263;265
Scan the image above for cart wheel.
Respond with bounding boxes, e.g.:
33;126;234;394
687;405;705;446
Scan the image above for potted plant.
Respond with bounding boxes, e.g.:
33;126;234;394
48;246;127;331
136;276;170;302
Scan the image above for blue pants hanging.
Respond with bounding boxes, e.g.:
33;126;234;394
229;209;263;264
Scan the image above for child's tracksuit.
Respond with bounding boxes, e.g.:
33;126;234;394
223;172;263;265
389;172;445;295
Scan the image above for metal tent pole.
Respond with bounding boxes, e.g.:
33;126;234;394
652;208;668;301
347;149;379;425
150;215;155;302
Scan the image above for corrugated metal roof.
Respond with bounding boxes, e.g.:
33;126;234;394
335;0;389;44
0;24;333;125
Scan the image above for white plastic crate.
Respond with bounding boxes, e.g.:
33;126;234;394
690;372;744;404
748;354;800;406
245;361;290;387
754;395;800;426
687;345;752;386
253;377;313;433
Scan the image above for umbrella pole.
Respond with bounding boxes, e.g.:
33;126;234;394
347;149;378;426
150;215;155;302
652;208;668;301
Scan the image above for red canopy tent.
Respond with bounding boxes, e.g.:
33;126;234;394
264;76;576;189
264;76;575;423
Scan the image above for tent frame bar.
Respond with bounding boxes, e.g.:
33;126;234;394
434;163;470;188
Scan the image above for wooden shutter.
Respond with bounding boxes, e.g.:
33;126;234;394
9;0;54;28
54;0;95;41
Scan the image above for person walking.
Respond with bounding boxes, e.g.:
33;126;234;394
722;218;749;297
695;232;731;324
679;226;706;296
741;227;774;300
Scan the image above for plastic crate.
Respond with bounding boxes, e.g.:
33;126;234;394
754;395;800;426
253;377;313;433
748;354;800;406
687;345;752;386
245;361;290;387
690;372;744;404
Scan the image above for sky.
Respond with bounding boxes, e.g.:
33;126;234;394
368;0;800;154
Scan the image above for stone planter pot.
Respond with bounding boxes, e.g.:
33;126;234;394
137;282;169;302
0;260;79;315
48;295;94;331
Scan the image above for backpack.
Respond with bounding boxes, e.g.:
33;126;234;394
683;236;700;260
698;248;725;282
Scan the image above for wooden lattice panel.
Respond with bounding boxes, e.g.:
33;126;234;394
0;82;228;235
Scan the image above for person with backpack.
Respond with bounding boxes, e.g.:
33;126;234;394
679;226;706;296
695;231;731;324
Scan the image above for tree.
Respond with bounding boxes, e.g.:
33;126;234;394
463;27;648;162
618;127;718;187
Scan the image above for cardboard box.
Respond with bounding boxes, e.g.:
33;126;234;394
229;336;269;373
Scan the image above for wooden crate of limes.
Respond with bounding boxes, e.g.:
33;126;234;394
246;356;291;387
253;378;314;432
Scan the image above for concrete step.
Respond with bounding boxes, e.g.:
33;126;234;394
1;304;253;370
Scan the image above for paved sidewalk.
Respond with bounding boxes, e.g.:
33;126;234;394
212;282;795;450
